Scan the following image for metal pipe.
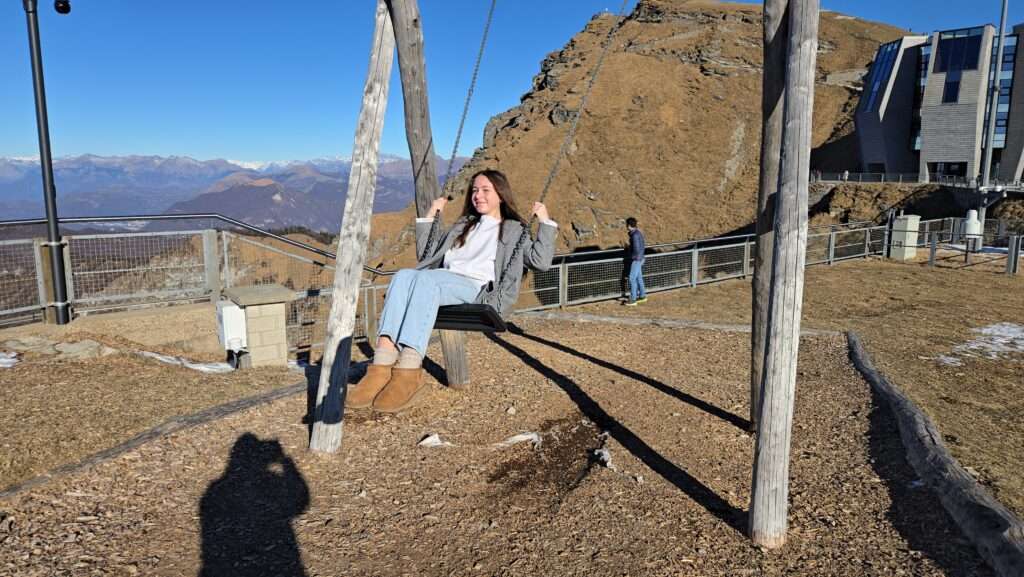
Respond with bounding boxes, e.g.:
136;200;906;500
23;0;70;324
980;0;1010;230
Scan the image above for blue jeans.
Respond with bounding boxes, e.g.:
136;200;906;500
377;269;480;355
628;258;646;302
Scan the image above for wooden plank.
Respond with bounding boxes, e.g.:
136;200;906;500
847;332;1024;577
309;0;394;453
749;0;818;549
387;0;470;385
750;0;788;431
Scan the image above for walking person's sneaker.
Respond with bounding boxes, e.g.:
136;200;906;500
637;297;648;304
624;300;639;307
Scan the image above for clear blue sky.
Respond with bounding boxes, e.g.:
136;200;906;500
2;1;1022;163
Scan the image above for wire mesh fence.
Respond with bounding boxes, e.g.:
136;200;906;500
67;230;211;308
0;240;44;326
1;213;1014;352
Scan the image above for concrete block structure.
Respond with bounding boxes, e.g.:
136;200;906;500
889;215;921;261
223;285;294;368
855;23;1024;182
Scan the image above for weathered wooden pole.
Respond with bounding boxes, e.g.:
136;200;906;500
387;0;470;386
309;0;395;453
749;0;819;548
750;0;789;432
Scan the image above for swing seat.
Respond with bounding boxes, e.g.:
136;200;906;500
435;304;507;333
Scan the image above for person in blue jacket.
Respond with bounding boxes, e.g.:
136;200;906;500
625;217;647;306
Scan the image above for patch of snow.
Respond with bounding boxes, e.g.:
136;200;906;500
495;432;541;449
417;433;452;448
952;323;1024;360
931;322;1024;366
137;351;234;373
592;447;614;470
0;352;19;368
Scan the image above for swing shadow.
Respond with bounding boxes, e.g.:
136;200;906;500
484;331;747;533
506;323;750;431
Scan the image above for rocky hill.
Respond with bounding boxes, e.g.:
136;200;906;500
365;0;906;268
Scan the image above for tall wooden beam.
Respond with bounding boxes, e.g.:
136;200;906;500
387;0;469;386
386;0;442;217
749;0;819;548
750;0;788;432
309;0;395;453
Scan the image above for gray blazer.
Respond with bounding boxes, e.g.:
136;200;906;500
415;216;557;317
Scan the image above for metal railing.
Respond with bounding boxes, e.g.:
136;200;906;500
0;213;1012;348
812;172;921;184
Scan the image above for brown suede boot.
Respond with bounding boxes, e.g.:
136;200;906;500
372;368;426;413
345;364;392;409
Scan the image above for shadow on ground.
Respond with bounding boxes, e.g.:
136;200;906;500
199;433;310;577
866;387;995;577
507;323;750;431
487;329;747;533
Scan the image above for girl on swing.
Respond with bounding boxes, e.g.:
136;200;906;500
347;169;558;413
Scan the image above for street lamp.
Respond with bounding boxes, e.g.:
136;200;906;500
21;0;71;324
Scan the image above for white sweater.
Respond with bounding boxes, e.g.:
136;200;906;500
416;214;557;289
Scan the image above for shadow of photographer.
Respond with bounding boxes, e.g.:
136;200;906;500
199;433;310;577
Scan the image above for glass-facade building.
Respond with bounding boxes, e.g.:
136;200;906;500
855;22;1024;182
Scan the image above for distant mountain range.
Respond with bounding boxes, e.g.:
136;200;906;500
0;153;466;232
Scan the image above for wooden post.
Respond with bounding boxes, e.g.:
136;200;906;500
750;0;788;431
386;0;442;219
749;0;819;549
387;0;470;386
309;0;395;453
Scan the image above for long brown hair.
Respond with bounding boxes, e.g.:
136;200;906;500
453;169;525;248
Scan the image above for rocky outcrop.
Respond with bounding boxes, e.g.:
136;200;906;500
370;0;906;269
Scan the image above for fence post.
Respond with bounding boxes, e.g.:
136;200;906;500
202;229;221;301
61;239;75;311
690;247;699;287
558;261;569;307
929;232;938;267
882;211;894;259
743;239;752;278
1005;235;1020;275
827;229;836;264
221;232;232;289
863;228;871;257
364;284;378;344
32;238;47;314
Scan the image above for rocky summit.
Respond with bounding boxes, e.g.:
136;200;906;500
367;0;906;268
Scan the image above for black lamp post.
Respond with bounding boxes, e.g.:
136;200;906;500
22;0;71;324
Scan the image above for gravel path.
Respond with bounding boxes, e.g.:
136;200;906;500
0;319;992;576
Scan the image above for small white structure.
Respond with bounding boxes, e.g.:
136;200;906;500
963;209;983;250
220;284;295;368
889;214;920;261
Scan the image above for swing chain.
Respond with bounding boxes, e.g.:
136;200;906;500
419;0;498;264
494;0;631;313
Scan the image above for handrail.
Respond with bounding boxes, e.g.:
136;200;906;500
0;212;879;276
0;213;391;274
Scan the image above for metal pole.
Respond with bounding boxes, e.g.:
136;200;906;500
980;0;1009;230
22;0;70;324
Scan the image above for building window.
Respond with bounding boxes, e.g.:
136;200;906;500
943;69;962;103
862;40;901;112
983;34;1017;149
936;27;984;72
